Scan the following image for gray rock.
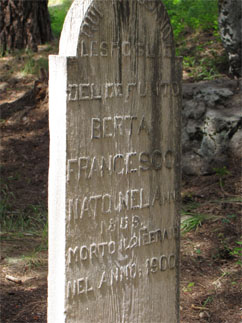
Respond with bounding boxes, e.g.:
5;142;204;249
183;100;206;120
230;129;242;159
182;153;205;176
195;87;233;107
182;80;242;175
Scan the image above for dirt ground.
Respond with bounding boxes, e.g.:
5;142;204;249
0;44;241;322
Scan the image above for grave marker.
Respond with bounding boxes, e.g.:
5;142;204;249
48;0;182;321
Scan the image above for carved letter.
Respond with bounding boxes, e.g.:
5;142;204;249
164;150;174;169
100;41;108;56
140;188;150;208
105;83;115;98
68;84;78;101
91;118;101;139
169;254;176;269
103;117;113;137
98;242;107;257
80;197;89;218
124;115;137;136
139;152;151;171
131;189;140;209
68;246;80;265
88;157;99;179
126;152;137;174
116;190;129;212
132;215;141;228
114;116;123;136
111;267;119;285
113;154;124;175
102;194;112;213
130;263;137;279
138;116;150;135
80;246;88;260
89;195;102;218
79;83;90;100
80;40;89;56
126;83;136;101
151;150;162;170
90;41;98;56
91;83;102;99
67;159;77;182
90;243;98;259
122;41;131;56
68;198;80;221
77;278;85;294
98;271;107;289
120;216;128;230
108;241;116;255
78;157;89;180
100;155;112;176
159;255;168;271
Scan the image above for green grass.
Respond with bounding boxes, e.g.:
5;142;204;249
0;204;47;234
48;0;72;37
21;253;47;268
0;180;47;234
181;199;224;234
0;183;15;222
181;212;210;233
21;52;49;76
163;0;219;40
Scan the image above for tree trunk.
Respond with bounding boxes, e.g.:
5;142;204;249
0;0;52;55
218;0;242;77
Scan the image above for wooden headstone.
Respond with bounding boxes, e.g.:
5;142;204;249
48;0;182;322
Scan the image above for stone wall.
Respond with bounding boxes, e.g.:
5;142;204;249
182;79;242;175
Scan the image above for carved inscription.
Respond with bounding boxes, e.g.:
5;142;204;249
63;0;179;310
68;226;178;265
67;252;176;298
67;150;175;181
68;240;116;264
146;254;176;274
80;40;163;57
67;277;93;298
80;4;103;38
91;115;139;138
67;81;180;101
100;215;142;234
48;0;181;320
68;188;177;221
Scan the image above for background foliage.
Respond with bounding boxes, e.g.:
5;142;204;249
48;0;73;37
48;0;219;40
163;0;219;40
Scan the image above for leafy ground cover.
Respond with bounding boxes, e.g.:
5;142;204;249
0;3;241;321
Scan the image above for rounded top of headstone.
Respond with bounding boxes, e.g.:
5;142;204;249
59;0;93;56
59;0;174;57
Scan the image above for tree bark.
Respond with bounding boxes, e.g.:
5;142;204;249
218;0;242;77
0;0;52;55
